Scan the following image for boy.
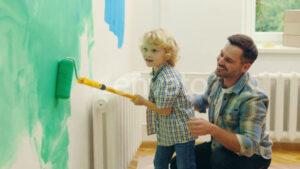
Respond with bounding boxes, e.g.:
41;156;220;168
131;28;196;169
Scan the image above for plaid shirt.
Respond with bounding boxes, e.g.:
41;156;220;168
147;64;195;146
195;72;272;159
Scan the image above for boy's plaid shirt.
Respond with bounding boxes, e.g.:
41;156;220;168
195;72;272;159
146;64;195;146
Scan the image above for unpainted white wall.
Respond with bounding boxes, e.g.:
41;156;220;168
131;0;300;74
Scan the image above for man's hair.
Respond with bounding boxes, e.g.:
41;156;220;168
140;28;178;67
228;34;258;64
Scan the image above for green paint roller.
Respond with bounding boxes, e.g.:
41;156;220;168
55;58;75;98
55;58;136;99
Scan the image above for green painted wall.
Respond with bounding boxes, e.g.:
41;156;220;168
0;0;93;168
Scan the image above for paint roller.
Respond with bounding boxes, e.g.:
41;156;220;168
55;57;136;99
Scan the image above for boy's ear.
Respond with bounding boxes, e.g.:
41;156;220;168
165;53;171;60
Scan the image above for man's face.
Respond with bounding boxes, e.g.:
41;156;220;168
215;43;250;79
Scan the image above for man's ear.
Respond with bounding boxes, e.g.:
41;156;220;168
242;63;251;73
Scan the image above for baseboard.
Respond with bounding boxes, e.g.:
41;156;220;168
140;141;157;149
140;141;300;151
272;142;300;151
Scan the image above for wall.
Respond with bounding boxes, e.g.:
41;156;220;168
131;0;243;73
131;0;300;74
2;1;299;169
0;0;158;169
251;52;300;74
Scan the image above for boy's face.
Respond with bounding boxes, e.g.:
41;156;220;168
141;41;166;71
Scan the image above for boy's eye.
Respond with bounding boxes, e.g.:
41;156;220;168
152;49;158;53
143;47;148;52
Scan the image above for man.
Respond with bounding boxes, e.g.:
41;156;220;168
171;34;272;169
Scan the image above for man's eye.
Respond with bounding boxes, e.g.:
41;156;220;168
225;58;232;63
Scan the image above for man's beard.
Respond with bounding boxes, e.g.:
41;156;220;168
215;68;227;78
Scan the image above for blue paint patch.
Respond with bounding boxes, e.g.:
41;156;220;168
105;0;125;48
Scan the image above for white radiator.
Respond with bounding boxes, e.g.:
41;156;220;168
92;74;144;169
256;72;300;142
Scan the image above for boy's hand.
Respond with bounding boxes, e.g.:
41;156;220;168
131;94;146;106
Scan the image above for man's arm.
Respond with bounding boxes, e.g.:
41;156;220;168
235;94;269;157
188;93;269;156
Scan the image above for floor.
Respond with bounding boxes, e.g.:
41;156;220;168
128;142;300;169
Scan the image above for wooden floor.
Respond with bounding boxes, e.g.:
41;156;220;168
128;142;300;169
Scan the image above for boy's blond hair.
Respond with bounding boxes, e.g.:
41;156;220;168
140;28;179;67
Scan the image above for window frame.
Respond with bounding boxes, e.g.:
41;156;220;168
242;0;283;44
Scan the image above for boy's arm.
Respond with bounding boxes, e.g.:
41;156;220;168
131;94;172;116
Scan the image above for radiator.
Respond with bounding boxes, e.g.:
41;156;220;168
256;72;300;142
92;74;144;169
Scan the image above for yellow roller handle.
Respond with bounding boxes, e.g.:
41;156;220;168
77;77;136;99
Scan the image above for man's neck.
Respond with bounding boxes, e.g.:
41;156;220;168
222;74;243;88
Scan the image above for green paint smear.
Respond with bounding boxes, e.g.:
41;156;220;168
0;0;93;168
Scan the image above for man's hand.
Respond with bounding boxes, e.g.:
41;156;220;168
188;117;241;153
131;94;147;106
188;117;213;136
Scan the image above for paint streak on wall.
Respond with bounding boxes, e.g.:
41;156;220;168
0;1;93;169
105;0;125;48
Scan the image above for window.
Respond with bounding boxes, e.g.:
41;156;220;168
256;0;300;32
243;0;300;45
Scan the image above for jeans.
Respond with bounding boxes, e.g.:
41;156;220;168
170;142;271;169
154;140;196;169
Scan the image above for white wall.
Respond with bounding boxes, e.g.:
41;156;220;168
132;0;244;73
131;0;300;74
68;0;159;169
128;0;161;70
251;52;300;74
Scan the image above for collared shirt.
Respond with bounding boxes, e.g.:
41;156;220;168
195;72;272;159
214;86;233;124
146;64;195;146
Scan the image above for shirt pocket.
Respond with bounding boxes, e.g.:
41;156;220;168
223;107;239;129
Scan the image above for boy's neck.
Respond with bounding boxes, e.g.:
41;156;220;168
153;63;168;72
